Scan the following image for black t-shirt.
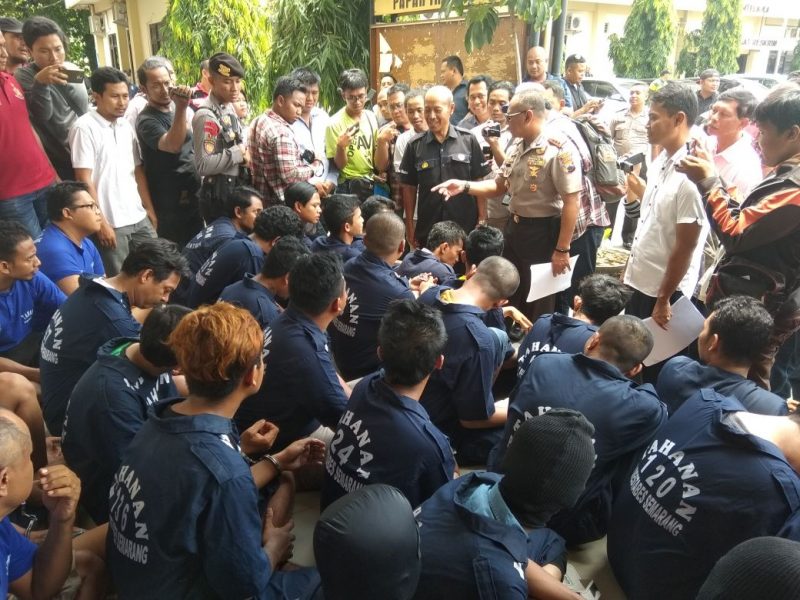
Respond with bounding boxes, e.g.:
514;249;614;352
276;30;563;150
136;105;200;197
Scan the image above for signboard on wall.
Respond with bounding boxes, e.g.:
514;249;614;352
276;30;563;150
374;0;443;17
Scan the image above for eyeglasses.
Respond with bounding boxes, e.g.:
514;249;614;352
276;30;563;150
389;102;405;111
345;94;367;103
70;203;100;212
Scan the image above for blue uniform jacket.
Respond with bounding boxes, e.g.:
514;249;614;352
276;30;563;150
320;371;455;510
39;275;140;436
310;235;365;262
218;274;282;330
608;388;800;600
515;313;597;381
36;224;105;285
493;353;667;545
414;471;566;600
0;517;36;597
0;271;64;352
182;216;246;275
62;337;177;524
187;237;264;308
236;306;348;450
330;251;415;381
419;283;505;331
395;249;457;287
657;355;788;416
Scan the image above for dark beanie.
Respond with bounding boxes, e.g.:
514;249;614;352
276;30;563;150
314;484;420;600
499;409;595;528
697;537;800;600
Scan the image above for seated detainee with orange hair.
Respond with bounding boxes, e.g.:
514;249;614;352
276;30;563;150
107;303;323;599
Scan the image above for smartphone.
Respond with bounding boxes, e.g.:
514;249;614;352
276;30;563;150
346;123;360;135
61;68;85;84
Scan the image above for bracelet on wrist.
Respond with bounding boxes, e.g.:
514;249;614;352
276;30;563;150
264;454;283;474
554;247;570;254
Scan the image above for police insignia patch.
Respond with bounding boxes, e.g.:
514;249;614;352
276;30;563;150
558;151;576;173
534;146;546;155
421;161;429;169
204;121;220;137
218;64;231;77
204;136;215;154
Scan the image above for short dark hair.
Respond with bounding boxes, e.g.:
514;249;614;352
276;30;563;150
290;67;321;88
253;205;304;242
0;221;32;262
404;88;425;107
260;236;310;279
596;315;654;373
322;194;360;237
137;56;170;87
565;54;587;68
442;55;464;76
542;79;565;101
224;186;262;219
272;75;307;101
576;274;632;324
22;16;66;50
378;299;447;386
338;68;368;92
361;196;397;224
708;295;774;364
139;304;191;367
90;67;128;95
285;181;318;208
650;82;699;129
464;225;504;266
120;238;189;281
718;89;758;120
427;221;465;250
289;253;344;316
364;212;405;256
467;75;493;92
754;85;800;134
489;80;515;99
380;72;397;84
472;256;519;301
45;181;90;222
387;83;410;99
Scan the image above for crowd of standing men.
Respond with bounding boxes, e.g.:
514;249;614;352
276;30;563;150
3;11;800;599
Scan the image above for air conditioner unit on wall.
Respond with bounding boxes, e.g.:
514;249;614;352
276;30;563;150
89;14;106;37
565;14;582;32
112;1;128;27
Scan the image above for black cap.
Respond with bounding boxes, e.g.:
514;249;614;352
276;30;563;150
699;68;720;80
208;52;244;78
565;53;587;66
0;17;23;34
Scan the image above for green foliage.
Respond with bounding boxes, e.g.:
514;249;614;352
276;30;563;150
0;0;95;71
441;0;562;52
677;30;702;78
608;0;674;78
789;39;800;73
268;0;370;113
697;0;742;74
161;0;271;113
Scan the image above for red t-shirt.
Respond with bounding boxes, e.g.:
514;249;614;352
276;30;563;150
0;72;55;200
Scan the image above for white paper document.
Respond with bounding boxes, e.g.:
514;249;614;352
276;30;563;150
642;296;705;366
526;255;580;303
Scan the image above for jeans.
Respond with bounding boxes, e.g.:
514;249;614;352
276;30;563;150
94;217;157;277
771;331;800;400
0;185;51;238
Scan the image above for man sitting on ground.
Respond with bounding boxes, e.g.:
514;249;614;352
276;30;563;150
414;410;595;599
516;274;631;381
186;205;302;308
62;305;190;524
219;236;309;330
658;295;788;416
107;303;321;599
0;221;65;380
236;253;351;451
39;237;187;436
321;299;455;510
493;315;666;545
396;220;464;286
420;256;519;466
36;181;105;295
310;194;365;261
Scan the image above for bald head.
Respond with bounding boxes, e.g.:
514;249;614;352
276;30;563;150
426;85;453;105
526;46;548;82
0;409;30;469
471;256;519;301
364;212;406;257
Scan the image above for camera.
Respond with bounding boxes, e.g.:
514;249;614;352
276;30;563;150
617;152;646;174
482;122;502;139
168;86;191;99
301;149;316;164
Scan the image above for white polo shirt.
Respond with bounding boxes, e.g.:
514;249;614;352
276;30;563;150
624;145;709;298
291;106;336;184
69;109;146;229
708;133;763;200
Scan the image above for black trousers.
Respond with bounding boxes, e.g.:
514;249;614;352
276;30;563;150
626;288;683;384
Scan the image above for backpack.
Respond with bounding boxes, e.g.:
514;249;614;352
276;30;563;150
571;116;620;188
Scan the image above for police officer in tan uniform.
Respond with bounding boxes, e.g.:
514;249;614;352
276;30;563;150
433;91;582;321
192;53;250;222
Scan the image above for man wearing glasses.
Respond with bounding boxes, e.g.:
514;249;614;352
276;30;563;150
325;68;379;201
432;91;581;322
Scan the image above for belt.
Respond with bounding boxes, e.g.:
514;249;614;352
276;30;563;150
511;213;558;223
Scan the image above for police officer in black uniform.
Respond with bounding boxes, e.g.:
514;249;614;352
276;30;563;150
192;53;250;222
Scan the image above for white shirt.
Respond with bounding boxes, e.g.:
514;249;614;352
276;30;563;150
393;128;420;174
624;145;709;298
69;109;146;229
708;133;763;200
291;106;337;184
470;121;514;173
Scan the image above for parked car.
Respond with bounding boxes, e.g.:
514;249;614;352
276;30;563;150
726;73;786;89
673;76;769;101
580;78;646;120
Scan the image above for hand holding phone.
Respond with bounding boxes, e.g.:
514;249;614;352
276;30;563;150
60;68;85;84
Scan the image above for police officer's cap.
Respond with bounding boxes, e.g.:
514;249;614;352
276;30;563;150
0;17;23;34
208;53;244;78
565;53;587;66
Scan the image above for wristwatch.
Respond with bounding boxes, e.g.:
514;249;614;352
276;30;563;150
463;181;471;194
